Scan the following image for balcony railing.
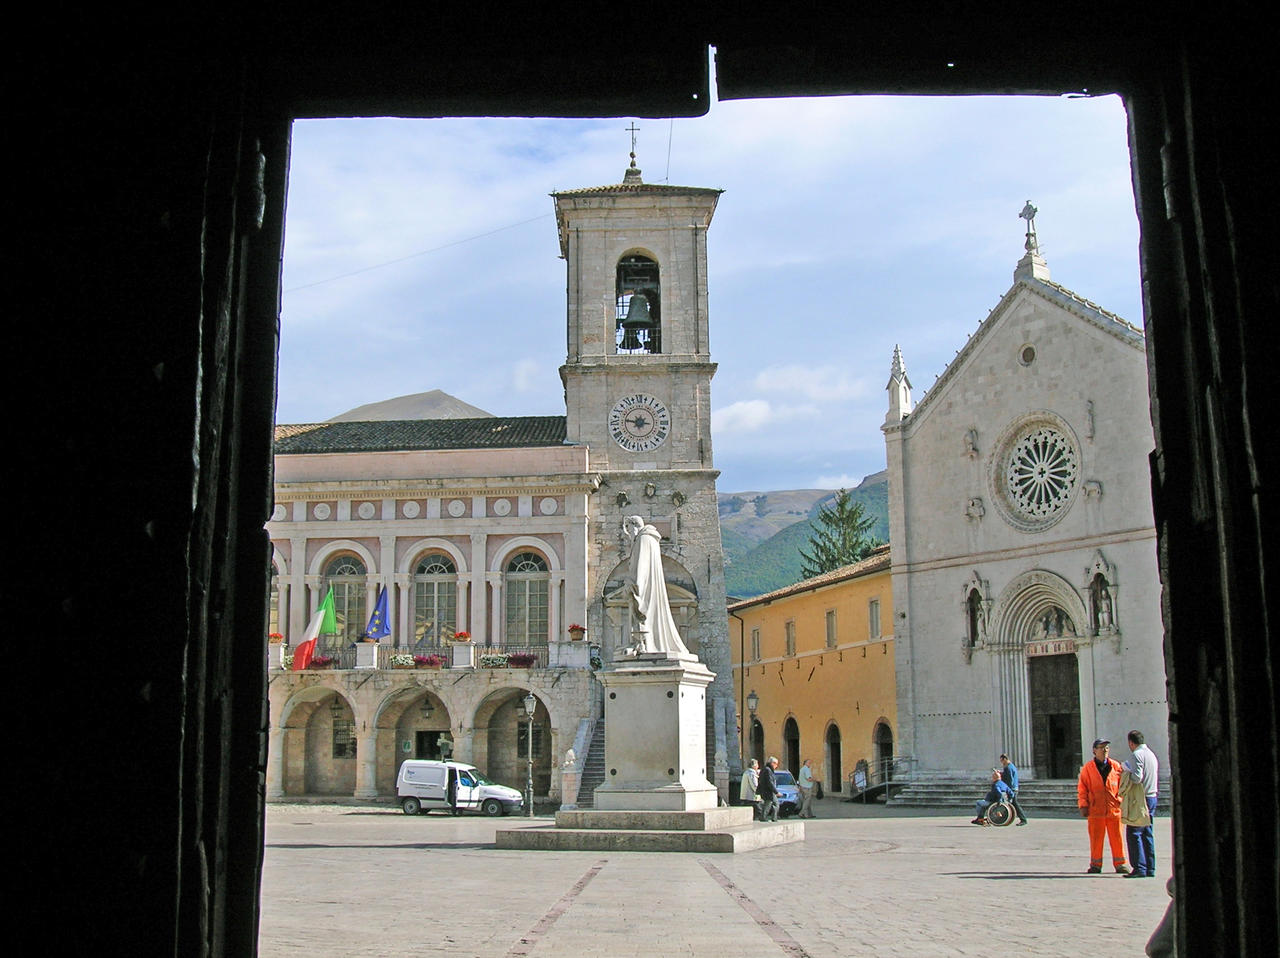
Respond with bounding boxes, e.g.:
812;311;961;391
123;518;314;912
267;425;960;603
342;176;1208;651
273;640;555;671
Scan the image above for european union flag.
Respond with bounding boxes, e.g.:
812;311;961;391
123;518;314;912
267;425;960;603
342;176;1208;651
364;585;392;641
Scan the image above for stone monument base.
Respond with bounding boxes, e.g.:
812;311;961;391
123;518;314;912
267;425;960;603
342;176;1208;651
495;806;804;853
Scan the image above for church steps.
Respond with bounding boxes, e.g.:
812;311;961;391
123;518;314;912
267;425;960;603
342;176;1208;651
885;777;1172;812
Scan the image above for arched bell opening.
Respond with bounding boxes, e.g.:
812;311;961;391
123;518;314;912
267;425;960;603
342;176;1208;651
615;253;661;354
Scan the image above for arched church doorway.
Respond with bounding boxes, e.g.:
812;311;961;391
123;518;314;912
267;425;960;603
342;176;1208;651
783;717;800;776
750;719;764;767
1029;652;1082;778
825;724;842;792
873;720;894;781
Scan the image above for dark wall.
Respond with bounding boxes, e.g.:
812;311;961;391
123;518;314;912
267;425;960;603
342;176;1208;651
18;9;1274;956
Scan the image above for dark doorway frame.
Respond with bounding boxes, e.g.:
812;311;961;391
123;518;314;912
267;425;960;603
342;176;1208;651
25;10;1274;958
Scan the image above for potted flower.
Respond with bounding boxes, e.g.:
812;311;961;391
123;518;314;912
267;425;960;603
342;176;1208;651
390;653;415;670
358;631;378;644
309;655;336;670
451;631;471;643
507;652;537;668
268;632;284;645
567;623;587;641
414;654;444;669
479;651;509;668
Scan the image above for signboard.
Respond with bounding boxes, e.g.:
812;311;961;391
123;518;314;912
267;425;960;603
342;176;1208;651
1026;638;1077;657
854;769;867;790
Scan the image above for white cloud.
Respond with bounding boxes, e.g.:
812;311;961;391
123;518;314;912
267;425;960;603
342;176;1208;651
752;365;869;402
512;358;541;392
814;473;863;489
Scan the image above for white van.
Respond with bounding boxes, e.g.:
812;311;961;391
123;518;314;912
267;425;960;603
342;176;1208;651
395;759;524;817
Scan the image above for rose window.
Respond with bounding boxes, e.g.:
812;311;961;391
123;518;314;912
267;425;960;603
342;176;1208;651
1005;427;1078;521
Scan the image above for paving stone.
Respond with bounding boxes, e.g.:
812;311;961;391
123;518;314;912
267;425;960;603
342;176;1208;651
260;796;1172;957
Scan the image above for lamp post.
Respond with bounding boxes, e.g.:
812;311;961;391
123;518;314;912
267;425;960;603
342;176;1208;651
523;691;537;817
746;690;759;764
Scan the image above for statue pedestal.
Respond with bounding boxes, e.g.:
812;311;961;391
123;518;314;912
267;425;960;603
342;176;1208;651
592;654;719;812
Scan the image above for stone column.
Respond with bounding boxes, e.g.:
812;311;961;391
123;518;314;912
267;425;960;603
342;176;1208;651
395;574;412;647
354;726;379;799
995;648;1031;771
469;532;486;643
489;575;503;646
266;726;286;800
276;580;290;642
550;573;563;646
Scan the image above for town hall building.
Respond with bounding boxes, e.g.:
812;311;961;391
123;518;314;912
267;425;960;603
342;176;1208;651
263;157;738;804
884;207;1168;782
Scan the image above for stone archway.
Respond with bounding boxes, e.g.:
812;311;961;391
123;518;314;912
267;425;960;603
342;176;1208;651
473;687;552;798
374;689;455;795
989;570;1090;778
278;687;358;797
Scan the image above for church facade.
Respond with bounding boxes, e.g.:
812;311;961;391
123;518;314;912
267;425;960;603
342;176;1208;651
263;160;737;802
883;214;1168;781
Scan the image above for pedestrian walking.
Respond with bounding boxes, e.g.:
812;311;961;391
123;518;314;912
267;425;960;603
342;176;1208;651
999;753;1029;825
798;758;817;818
758;756;780;822
1077;738;1130;874
739;759;761;820
1121;730;1159;877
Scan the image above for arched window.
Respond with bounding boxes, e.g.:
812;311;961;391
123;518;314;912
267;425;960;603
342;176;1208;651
413;553;457;647
323;554;367;645
615;254;661;354
504;552;549;646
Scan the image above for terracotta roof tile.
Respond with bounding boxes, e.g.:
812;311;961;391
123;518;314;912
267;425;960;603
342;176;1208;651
274;416;568;454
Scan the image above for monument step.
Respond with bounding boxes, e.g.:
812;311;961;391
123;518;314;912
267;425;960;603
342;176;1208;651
885;777;1172;812
496;820;804;853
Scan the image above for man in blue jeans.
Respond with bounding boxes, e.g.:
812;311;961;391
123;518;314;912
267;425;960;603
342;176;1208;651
1122;730;1159;877
999;753;1029;825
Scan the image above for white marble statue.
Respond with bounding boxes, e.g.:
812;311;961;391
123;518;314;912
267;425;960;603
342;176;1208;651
622;515;691;658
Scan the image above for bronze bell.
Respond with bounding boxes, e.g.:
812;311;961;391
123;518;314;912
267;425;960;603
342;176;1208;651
618;293;652;350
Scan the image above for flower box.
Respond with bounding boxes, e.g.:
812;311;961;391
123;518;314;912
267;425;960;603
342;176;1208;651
567;624;587;640
479;652;509;669
507;653;537;668
415;654;444;669
451;631;471;643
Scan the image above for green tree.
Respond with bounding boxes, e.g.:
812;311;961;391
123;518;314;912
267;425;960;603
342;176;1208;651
798;489;879;579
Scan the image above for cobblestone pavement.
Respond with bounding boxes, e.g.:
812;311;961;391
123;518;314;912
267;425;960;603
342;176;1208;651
260;797;1172;957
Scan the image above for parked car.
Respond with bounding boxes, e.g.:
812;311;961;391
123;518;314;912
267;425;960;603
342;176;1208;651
396;759;524;816
774;769;800;817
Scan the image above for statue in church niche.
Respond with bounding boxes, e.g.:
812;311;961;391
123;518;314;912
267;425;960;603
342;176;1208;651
1090;573;1116;634
621;515;691;658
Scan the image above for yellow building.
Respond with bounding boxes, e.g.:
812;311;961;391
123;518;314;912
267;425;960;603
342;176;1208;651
728;544;895;796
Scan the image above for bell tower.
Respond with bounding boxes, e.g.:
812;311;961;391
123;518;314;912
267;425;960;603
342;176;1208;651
553;152;737;781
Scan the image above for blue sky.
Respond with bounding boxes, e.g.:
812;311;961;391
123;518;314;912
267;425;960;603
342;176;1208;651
279;93;1141;492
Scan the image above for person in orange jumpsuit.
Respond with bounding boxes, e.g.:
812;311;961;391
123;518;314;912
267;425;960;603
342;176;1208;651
1077;738;1130;874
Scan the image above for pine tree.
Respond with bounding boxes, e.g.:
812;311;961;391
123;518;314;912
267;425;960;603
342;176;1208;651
798;489;879;579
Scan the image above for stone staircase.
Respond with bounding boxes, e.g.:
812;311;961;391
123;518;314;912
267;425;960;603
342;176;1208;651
886;776;1172;813
575;721;606;808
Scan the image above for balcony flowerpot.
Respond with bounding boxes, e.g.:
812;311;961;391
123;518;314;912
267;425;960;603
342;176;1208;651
567;626;587;641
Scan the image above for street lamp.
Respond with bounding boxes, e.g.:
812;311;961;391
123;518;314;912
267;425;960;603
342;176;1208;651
523;691;537;817
746;689;759;716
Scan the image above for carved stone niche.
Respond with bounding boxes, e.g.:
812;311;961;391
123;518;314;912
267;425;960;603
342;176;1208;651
965;497;985;522
960;570;992;663
964;427;979;459
1083;550;1121;651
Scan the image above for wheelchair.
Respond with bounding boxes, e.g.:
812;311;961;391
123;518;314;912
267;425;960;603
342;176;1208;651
984;798;1016;827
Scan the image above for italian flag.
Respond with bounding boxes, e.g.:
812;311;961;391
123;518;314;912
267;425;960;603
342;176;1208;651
291;588;336;670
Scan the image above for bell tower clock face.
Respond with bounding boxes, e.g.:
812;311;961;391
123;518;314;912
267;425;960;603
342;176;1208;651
608;394;671;452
